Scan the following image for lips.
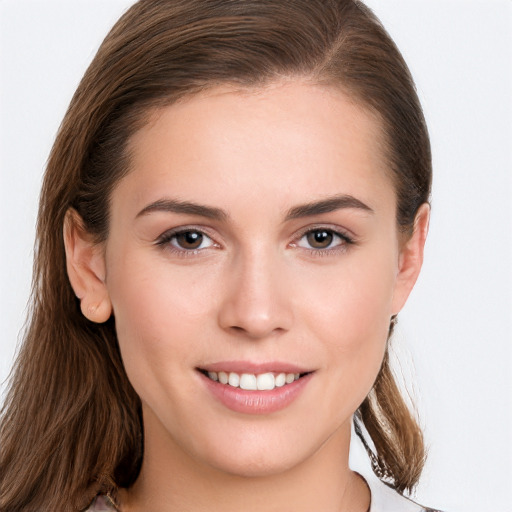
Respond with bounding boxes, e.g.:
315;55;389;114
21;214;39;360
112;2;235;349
197;362;313;414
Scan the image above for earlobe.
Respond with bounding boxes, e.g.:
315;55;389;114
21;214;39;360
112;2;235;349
391;203;430;315
63;209;112;323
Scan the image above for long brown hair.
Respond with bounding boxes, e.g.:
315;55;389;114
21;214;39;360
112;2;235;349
0;1;431;510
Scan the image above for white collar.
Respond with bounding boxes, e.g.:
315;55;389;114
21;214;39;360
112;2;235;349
365;476;427;512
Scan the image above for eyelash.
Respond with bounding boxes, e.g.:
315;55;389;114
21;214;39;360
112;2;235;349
155;227;218;257
292;226;355;257
155;226;355;257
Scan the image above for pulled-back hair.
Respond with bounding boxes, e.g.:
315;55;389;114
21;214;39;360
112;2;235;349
0;1;431;510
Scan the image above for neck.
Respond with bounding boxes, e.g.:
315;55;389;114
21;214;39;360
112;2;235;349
119;412;370;512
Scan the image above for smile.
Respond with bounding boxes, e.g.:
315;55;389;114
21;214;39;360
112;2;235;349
203;370;302;391
197;364;313;414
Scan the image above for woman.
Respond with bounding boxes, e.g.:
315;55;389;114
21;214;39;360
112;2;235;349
0;1;441;510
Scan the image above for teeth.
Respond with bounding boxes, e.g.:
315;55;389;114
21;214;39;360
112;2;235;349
256;373;274;390
204;370;302;390
240;373;257;390
274;373;286;387
285;373;296;384
228;372;240;387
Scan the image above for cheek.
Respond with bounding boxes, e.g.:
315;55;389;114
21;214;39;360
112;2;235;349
109;249;219;329
297;251;396;404
105;252;221;392
107;250;247;396
299;251;396;344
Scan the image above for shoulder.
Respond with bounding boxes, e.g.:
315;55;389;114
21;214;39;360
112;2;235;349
366;476;444;512
83;495;119;512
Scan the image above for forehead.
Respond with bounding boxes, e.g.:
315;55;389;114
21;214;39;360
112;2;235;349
118;81;394;218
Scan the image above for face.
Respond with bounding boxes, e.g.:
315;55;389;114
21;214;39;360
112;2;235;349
75;82;423;477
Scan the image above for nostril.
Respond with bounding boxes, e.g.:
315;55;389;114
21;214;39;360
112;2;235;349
226;324;288;340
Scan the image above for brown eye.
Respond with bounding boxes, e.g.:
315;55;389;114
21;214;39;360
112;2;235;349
295;228;351;252
306;230;334;249
171;231;211;250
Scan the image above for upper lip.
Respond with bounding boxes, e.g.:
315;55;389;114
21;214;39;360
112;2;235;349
197;361;313;374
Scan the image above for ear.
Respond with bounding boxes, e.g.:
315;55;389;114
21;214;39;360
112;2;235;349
63;209;112;323
391;203;430;314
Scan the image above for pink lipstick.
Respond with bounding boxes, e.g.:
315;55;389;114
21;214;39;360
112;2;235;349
197;362;313;415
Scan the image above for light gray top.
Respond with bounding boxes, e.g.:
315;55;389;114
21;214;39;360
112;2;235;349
367;476;441;512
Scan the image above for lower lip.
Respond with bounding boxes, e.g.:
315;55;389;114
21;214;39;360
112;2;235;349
199;372;313;415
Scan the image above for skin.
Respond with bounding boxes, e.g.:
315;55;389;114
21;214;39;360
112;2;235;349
65;81;429;512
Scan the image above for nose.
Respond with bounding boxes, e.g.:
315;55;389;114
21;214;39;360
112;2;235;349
217;247;293;339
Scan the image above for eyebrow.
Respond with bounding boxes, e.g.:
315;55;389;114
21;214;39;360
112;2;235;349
136;198;228;221
284;194;374;220
136;193;373;222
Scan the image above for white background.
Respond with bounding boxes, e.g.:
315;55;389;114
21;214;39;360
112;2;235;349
1;1;511;511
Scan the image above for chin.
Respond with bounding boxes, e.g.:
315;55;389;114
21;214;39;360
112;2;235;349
192;426;322;479
206;451;302;479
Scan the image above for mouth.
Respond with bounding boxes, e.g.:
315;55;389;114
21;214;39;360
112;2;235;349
197;369;311;391
197;364;314;414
